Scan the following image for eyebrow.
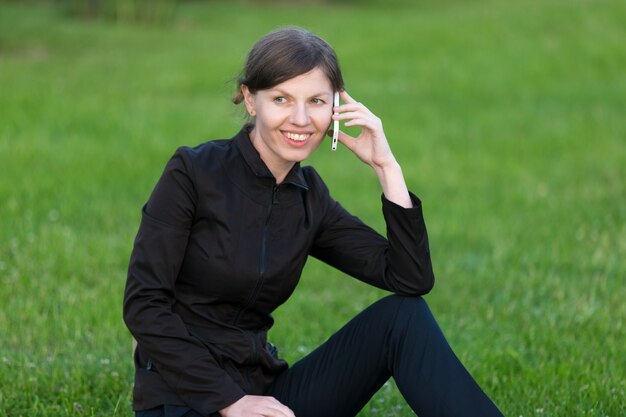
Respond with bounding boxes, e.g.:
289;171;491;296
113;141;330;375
269;88;332;98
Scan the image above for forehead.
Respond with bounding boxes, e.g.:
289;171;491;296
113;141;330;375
266;67;333;95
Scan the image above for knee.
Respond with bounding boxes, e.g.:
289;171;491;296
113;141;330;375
375;295;433;329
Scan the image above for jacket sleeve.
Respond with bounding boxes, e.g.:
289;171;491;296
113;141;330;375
309;174;435;295
123;148;245;414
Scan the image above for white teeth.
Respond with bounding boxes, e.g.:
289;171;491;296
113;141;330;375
284;132;310;141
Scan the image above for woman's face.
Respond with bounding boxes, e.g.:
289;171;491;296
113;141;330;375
242;67;334;178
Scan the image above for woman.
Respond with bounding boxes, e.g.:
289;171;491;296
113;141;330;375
123;27;504;417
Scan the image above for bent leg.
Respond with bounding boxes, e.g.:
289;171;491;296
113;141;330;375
266;295;503;417
389;296;503;417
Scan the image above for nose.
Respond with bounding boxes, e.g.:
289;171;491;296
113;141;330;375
290;103;310;126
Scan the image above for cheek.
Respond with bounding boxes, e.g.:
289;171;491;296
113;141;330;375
257;109;286;129
312;108;333;127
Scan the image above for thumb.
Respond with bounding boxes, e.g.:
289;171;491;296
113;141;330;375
327;129;358;151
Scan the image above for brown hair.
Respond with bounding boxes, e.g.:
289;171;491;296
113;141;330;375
233;27;344;105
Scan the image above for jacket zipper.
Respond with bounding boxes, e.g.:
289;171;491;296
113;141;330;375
259;185;278;277
233;185;278;326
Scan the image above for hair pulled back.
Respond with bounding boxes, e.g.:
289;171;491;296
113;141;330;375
233;27;344;105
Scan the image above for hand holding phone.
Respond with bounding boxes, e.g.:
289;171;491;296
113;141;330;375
331;91;340;151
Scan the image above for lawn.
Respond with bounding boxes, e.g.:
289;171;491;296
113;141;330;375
0;0;624;416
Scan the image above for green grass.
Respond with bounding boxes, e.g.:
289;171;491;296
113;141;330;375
1;1;625;416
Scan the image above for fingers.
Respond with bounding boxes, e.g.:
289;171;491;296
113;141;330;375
332;111;382;133
335;129;359;150
330;90;385;156
220;395;295;417
339;89;356;104
327;128;362;151
332;110;361;121
333;100;367;114
333;111;380;126
333;91;380;128
265;396;296;417
253;396;293;417
335;90;364;112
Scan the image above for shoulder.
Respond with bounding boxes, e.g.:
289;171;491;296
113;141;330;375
167;138;233;176
301;165;331;197
174;138;232;165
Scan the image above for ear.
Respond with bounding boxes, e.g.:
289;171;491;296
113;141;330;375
241;85;256;117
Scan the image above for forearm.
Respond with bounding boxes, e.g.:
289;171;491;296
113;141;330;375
373;160;413;209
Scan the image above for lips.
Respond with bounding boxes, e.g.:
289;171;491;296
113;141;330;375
281;131;316;148
283;131;311;142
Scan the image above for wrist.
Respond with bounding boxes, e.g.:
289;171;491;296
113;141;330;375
372;159;401;177
373;161;413;208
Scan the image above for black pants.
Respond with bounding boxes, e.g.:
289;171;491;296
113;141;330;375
137;295;504;417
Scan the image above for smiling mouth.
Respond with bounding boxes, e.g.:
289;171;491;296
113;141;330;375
283;131;312;142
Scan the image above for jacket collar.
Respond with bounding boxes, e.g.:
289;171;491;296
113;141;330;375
233;124;309;190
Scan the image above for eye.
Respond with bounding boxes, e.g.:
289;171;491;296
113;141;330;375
311;98;325;105
273;96;287;104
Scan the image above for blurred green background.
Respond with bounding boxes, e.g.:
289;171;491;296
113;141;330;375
1;0;625;416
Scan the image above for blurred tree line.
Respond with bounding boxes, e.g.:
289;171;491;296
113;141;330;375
60;0;178;24
1;0;403;25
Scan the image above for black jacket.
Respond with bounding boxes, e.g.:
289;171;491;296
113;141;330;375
123;125;435;415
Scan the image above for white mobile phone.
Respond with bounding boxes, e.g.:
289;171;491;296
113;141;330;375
332;91;340;151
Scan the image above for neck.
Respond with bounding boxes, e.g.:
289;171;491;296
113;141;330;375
248;128;295;184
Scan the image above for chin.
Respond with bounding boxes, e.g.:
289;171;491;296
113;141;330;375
282;148;315;163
